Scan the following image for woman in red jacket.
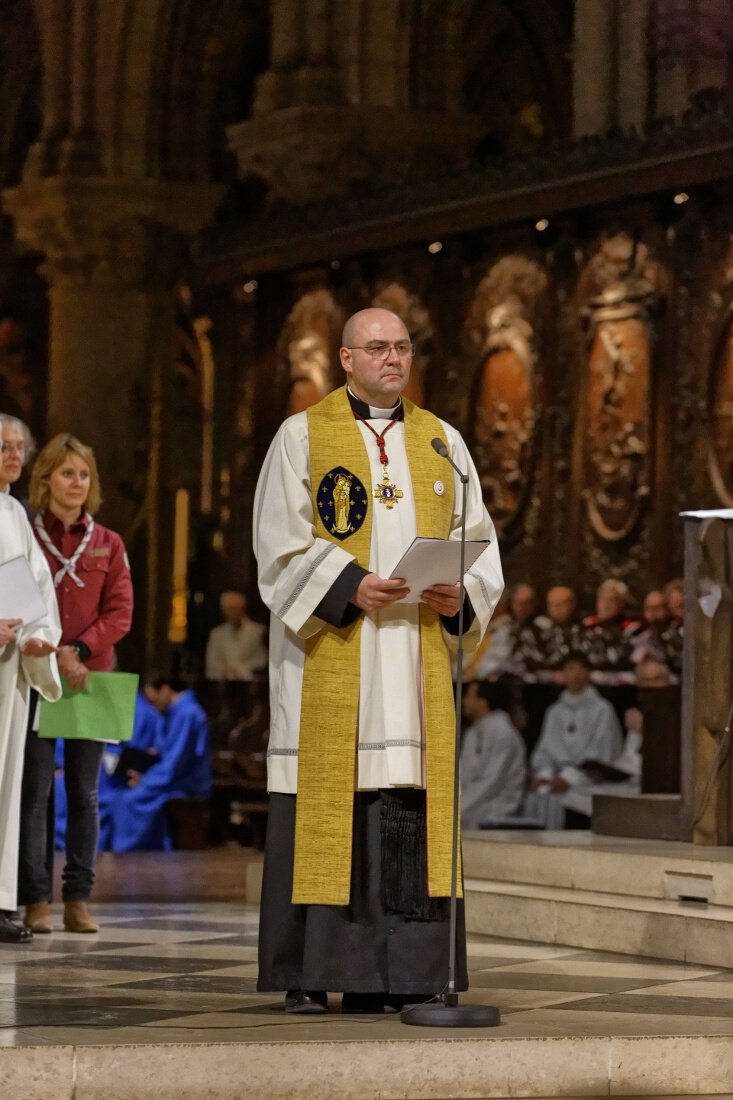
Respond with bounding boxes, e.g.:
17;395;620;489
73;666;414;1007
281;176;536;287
19;434;133;934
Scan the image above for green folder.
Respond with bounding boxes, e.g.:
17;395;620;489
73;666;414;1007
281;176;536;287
38;671;139;742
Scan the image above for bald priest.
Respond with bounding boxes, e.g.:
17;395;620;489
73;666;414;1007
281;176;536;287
253;308;504;1014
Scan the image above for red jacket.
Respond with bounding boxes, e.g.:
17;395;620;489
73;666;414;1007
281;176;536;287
34;509;133;671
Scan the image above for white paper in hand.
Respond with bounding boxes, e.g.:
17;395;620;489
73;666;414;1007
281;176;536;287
389;537;490;604
0;555;49;627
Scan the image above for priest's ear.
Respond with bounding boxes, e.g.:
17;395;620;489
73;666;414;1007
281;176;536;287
339;345;354;377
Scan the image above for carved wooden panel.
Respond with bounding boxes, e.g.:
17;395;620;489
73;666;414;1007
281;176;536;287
277;289;344;415
464;256;547;542
576;234;663;543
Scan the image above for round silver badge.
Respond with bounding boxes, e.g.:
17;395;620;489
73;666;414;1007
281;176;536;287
433;480;445;496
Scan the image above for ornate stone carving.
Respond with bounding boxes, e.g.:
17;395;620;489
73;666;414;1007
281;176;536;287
464;256;547;539
3;178;223;288
577;234;663;542
227;106;482;205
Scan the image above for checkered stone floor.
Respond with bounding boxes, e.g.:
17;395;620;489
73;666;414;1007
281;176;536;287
2;900;733;1048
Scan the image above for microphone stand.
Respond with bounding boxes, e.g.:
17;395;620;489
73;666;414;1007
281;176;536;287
401;441;500;1028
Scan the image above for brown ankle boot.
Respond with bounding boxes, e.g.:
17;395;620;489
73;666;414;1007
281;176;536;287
63;901;99;934
24;901;53;934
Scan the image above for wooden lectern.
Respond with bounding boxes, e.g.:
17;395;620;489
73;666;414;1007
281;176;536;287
594;509;733;843
679;510;733;845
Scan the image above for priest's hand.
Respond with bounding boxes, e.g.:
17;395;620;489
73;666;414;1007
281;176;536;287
352;573;409;611
0;618;22;646
420;583;461;617
20;637;57;658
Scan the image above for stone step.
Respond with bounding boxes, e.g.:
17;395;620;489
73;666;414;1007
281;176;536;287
6;1034;733;1099
463;831;733;906
465;876;733;966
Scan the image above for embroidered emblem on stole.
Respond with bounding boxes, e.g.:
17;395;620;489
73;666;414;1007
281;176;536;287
316;466;368;539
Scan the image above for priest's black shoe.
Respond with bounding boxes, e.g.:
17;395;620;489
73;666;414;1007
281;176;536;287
340;992;388;1014
0;910;32;944
284;990;328;1014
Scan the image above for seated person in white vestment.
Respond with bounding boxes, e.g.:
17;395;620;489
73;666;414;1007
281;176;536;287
526;651;623;829
253;307;504;1014
561;658;670;825
0;491;61;942
460;680;526;828
204;591;267;682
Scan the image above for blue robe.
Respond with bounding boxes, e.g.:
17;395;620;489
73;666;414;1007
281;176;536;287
104;690;212;852
56;692;164;850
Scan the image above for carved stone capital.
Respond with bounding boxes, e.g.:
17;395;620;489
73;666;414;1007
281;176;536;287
3;177;224;288
228;106;483;204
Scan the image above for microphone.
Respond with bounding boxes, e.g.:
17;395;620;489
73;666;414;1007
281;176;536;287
432;436;467;484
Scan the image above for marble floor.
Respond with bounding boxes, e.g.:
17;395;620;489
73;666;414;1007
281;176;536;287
3;849;733;1098
3;899;733;1046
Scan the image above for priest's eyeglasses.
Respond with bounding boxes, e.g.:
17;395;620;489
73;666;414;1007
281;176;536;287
1;441;25;455
346;341;415;360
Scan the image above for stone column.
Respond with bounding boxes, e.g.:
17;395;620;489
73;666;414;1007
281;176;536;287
572;0;617;137
3;176;222;665
617;0;651;131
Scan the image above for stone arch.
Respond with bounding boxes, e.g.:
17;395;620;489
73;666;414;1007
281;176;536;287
25;0;268;185
408;0;572;153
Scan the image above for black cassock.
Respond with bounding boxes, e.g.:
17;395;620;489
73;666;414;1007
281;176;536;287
257;789;467;995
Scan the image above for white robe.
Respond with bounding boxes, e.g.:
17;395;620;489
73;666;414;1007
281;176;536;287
524;685;623;827
253;404;504;793
0;494;62;909
562;728;642;818
460;710;527;827
204;620;268;681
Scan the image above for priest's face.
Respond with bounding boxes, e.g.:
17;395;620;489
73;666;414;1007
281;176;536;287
339;308;412;407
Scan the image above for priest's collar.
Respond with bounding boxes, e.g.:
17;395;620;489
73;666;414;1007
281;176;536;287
346;386;402;421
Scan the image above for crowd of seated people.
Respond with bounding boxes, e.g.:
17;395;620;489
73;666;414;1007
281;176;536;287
460;577;684;831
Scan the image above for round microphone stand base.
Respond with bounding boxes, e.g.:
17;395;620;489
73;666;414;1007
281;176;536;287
400;997;501;1028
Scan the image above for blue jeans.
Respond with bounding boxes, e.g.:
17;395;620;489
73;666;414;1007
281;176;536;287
19;730;103;903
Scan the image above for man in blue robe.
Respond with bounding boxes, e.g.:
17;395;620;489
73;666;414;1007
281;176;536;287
95;691;164;850
104;675;212;851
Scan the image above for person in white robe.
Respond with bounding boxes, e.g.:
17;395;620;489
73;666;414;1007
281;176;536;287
0;493;61;941
526;651;623;829
254;307;504;1014
561;658;670;821
460;679;526;828
204;590;267;682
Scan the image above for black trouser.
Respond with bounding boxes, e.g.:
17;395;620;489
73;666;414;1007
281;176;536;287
18;730;103;904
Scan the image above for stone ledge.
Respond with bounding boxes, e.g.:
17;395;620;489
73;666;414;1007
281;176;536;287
6;1034;733;1099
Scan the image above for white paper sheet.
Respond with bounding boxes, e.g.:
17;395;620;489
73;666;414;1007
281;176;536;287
389;537;491;604
679;509;733;518
0;554;49;627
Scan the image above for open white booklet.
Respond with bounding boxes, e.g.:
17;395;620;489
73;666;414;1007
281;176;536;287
389;537;491;604
0;554;49;628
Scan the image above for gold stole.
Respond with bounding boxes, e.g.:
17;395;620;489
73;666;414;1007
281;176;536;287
292;385;461;905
